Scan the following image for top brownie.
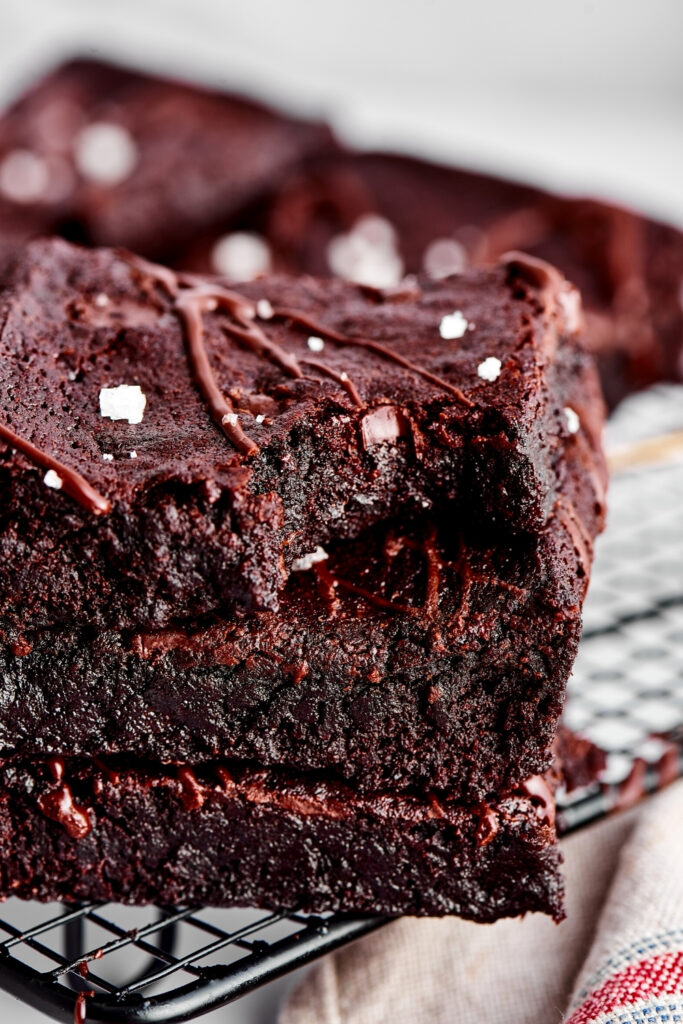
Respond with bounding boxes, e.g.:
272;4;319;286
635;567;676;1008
247;151;683;408
0;58;334;259
0;238;585;629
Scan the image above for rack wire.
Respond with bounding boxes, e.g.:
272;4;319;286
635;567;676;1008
0;385;682;1023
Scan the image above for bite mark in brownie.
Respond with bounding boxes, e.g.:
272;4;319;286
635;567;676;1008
0;238;594;629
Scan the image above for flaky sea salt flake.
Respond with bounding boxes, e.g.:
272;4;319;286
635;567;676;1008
75;122;137;185
564;406;580;434
477;357;502;382
99;384;147;424
211;232;271;281
44;469;63;490
439;310;469;340
0;149;50;203
292;546;329;572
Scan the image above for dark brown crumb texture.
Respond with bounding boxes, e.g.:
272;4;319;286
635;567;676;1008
0;757;564;920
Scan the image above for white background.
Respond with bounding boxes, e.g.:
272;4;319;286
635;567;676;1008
1;1;682;1021
3;0;683;223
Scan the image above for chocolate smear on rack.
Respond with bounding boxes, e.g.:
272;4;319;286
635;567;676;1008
74;990;94;1024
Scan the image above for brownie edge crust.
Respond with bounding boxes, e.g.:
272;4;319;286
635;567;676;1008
0;759;564;921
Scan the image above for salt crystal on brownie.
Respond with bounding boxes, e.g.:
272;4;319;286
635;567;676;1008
75;122;138;185
257;299;274;320
0;149;50;203
211;233;271;281
564;406;580;434
99;384;147;424
43;469;63;490
439;310;469;340
477;357;502;381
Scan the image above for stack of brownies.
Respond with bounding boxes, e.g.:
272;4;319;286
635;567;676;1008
0;55;671;922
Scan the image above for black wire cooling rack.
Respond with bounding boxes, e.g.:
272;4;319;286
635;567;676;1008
1;385;682;1023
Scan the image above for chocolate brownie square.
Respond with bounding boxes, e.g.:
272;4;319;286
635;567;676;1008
0;239;598;630
0;385;604;803
0;58;334;260
0;290;605;801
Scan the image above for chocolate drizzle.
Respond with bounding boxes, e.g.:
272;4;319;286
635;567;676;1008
127;254;474;459
271;306;474;406
132;261;366;452
177;766;205;810
74;991;94;1024
37;781;92;840
93;757;120;785
0;422;111;516
173;288;260;455
37;757;93;839
301;358;364;408
48;756;65;782
501;250;563;295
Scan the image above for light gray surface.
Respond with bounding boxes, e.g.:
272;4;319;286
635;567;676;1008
0;1;681;1021
3;0;683;223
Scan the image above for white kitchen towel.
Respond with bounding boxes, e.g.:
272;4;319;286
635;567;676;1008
280;781;683;1024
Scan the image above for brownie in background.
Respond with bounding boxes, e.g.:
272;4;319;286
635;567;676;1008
0;58;334;260
243;151;683;408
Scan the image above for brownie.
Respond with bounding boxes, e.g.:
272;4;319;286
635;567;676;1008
0;306;605;800
0;58;335;259
0;757;563;920
247;151;683;407
0;238;597;630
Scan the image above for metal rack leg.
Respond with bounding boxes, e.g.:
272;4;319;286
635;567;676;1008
63;907;90;993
